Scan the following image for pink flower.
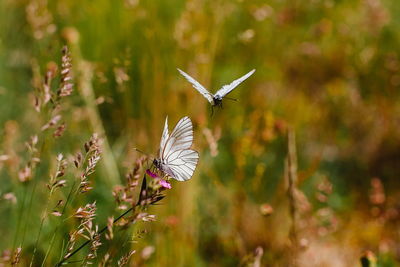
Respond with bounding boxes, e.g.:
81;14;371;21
159;179;172;189
146;169;158;178
146;169;171;189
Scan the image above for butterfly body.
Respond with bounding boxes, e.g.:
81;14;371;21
212;96;223;107
152;158;165;172
177;68;255;111
154;116;199;181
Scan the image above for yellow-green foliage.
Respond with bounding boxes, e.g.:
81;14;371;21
0;0;399;266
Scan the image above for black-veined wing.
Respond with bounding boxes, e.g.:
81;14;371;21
177;68;214;104
159;116;199;181
214;69;255;98
163;149;199;181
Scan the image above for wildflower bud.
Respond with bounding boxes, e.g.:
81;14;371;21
57;154;63;161
146;169;158;178
3;193;17;204
18;166;32;182
53;180;67;188
53;123;66;138
51;211;62;217
159;179;171;189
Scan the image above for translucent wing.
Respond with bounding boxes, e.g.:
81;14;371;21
177;68;214;104
214;69;255;98
163;149;199;181
159;116;169;156
161;116;193;159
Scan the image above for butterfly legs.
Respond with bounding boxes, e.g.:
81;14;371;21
210;101;225;117
222;96;237;102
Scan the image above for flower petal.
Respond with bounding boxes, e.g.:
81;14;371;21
146;169;158;178
159;179;172;189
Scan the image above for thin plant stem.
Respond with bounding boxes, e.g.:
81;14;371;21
31;157;63;266
55;206;136;267
12;183;28;251
20;177;39;248
55;188;82;264
42;179;77;266
286;128;298;267
55;150;98;263
20;129;51;249
30;187;54;267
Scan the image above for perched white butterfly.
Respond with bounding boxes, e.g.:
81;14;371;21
153;116;199;181
177;68;255;113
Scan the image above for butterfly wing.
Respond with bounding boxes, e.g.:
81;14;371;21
161;116;193;157
159;116;169;157
214;69;255;98
177;68;214;104
163;149;199;181
160;116;199;181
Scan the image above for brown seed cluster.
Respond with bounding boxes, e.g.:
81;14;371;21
65;202;99;260
117;250;136;267
10;247;22;267
58;46;73;98
79;134;102;193
113;156;145;210
18;135;40;183
47;153;67;192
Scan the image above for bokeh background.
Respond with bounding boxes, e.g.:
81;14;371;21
1;0;400;266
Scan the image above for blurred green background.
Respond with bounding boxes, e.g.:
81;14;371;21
1;0;400;266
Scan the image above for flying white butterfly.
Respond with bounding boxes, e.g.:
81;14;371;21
153;116;199;181
177;68;255;113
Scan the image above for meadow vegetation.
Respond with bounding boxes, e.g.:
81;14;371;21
0;0;400;266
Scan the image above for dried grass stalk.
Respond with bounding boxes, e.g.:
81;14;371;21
286;128;298;266
57;46;73;98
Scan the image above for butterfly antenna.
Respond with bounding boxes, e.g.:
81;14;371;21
133;147;148;156
223;96;238;102
134;149;154;169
